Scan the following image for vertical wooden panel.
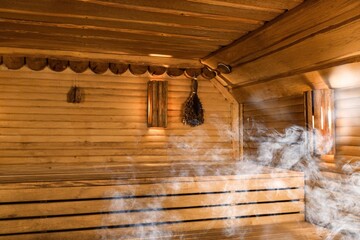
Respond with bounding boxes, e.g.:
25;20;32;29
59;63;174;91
148;81;167;128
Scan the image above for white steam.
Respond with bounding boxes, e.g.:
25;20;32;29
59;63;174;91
100;120;359;239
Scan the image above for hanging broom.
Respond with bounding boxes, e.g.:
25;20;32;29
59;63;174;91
182;79;204;127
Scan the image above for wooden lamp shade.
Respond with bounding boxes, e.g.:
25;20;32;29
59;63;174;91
304;89;335;156
147;80;168;128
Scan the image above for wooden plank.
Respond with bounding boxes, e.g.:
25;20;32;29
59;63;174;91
337;146;360;157
0;47;202;68
187;0;303;10
0;214;306;240
336;127;360;137
244;96;304;111
243;104;304;117
1;189;303;218
335;87;360;100
0;176;304;202
0;156;235;166
335;108;360;118
0;201;303;234
336;118;360;127
336;136;360;147
0;0;262;31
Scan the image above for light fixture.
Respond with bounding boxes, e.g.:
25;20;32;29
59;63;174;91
147;80;168;128
304;89;335;155
148;53;173;58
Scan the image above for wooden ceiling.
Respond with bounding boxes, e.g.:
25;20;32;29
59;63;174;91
203;0;360;88
0;0;304;67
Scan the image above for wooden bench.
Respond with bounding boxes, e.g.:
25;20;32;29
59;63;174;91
0;164;306;239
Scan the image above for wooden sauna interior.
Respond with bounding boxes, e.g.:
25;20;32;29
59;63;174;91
0;0;359;239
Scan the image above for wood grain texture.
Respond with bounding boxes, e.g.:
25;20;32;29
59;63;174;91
0;0;303;65
202;0;360;86
243;96;305;161
0;67;234;167
0;167;305;238
335;86;360;170
26;57;47;71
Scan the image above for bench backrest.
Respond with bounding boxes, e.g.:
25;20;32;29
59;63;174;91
0;171;304;239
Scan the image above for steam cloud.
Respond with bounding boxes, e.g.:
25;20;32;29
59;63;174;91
101;120;359;239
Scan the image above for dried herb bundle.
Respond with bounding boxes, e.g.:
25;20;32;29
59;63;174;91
67;86;83;103
182;79;204;127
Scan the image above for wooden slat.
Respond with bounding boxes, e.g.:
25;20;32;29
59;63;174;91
1;189;304;218
0;214;307;240
0;176;304;202
0;201;303;235
243;96;304;111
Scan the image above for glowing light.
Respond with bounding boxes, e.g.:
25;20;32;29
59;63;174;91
328;63;360;88
320;106;324;130
312;115;315;129
149;53;173;58
328;107;332;131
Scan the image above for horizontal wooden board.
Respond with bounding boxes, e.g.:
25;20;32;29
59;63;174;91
0;176;304;202
243;97;304;111
1;188;304;218
336;136;360;147
243;104;304;117
0;201;303;234
0;214;307;240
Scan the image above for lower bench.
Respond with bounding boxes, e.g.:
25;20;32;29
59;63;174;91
0;166;305;239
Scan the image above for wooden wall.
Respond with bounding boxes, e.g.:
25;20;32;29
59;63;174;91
335;87;360;171
0;66;234;172
243;95;305;163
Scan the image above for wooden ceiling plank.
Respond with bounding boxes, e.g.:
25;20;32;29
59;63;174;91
0;11;246;38
0;18;242;44
0;46;203;68
202;0;360;86
0;11;248;38
83;0;282;21
187;0;303;10
0;21;231;47
0;33;214;58
0;41;210;62
0;0;262;31
0;47;203;68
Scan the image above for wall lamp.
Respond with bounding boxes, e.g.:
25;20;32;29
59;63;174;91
147;80;168;128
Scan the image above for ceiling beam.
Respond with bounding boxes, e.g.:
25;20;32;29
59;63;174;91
0;47;203;68
201;0;360;87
